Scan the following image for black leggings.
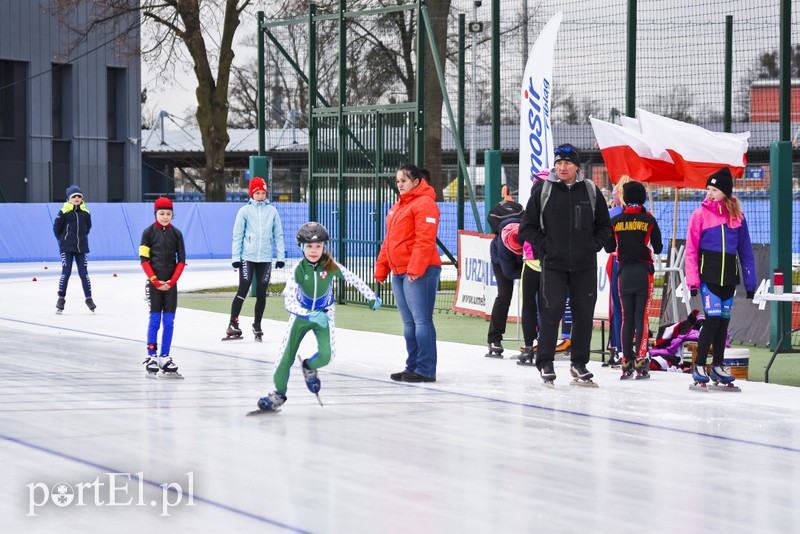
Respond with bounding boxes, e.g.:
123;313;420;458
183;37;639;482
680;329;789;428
520;263;540;346
618;263;653;362
230;261;273;324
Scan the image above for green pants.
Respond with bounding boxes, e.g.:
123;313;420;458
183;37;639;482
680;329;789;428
274;315;332;395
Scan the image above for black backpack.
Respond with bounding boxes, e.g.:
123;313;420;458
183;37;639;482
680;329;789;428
488;200;524;234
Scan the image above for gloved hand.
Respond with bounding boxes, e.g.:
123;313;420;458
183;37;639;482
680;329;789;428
368;297;382;311
275;261;285;269
309;310;329;328
690;289;698;297
232;261;242;269
746;290;755;300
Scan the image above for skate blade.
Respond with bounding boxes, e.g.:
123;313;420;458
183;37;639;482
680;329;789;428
221;336;243;341
516;360;535;366
484;353;503;359
634;374;651;380
689;383;709;392
570;379;599;388
543;380;555;389
246;407;280;416
159;372;184;380
254;337;262;342
146;372;159;380
56;310;63;315
619;373;634;380
709;383;741;392
314;393;324;407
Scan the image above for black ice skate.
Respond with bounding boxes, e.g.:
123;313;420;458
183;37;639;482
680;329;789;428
634;357;651;380
569;363;598;388
297;355;323;406
247;391;286;416
56;297;65;315
539;362;556;388
708;364;741;392
252;323;263;342
602;349;622;368
85;298;96;313
222;321;243;341
155;355;184;379
485;342;504;359
143;356;159;379
517;345;535;365
619;358;634;380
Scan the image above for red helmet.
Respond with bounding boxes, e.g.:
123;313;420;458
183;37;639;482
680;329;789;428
154;197;173;213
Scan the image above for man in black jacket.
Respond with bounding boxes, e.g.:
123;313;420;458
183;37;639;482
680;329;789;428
518;144;612;386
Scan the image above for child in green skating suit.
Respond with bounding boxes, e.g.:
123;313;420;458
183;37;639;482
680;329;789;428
254;222;381;412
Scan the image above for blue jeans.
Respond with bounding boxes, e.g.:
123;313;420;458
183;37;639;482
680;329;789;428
392;265;441;378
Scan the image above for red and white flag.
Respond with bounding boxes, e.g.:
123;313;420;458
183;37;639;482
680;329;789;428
590;117;683;187
637;108;749;189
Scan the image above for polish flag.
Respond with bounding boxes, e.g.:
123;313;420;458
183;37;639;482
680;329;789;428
637;108;749;189
590;117;683;187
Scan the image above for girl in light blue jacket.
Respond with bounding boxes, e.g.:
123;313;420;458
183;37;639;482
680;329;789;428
225;177;286;341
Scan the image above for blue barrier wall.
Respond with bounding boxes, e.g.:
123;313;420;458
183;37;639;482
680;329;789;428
0;201;796;262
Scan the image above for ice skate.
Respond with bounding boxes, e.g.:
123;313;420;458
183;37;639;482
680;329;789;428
602;349;622;368
689;364;711;391
56;297;65;315
539;362;556;388
143;356;159;379
517;345;535;365
634;356;651;380
247;391;286;415
222;321;243;341
85;298;96;313
619;358;634;380
555;337;571;353
709;364;741;392
156;355;184;379
485;342;504;359
252;323;263;342
297;356;323;406
570;363;598;388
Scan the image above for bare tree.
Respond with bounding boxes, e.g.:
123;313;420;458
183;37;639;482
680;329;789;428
52;0;254;201
659;86;694;123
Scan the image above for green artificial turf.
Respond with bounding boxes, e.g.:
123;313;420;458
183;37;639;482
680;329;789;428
180;292;800;387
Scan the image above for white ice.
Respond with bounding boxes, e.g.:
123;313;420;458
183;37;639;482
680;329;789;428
1;260;798;533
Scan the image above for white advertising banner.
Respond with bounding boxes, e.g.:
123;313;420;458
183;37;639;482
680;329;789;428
454;230;610;323
518;12;562;207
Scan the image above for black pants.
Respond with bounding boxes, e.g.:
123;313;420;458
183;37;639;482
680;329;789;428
618;262;653;362
487;261;515;344
520;263;540;346
695;284;735;366
536;267;596;367
230;261;273;325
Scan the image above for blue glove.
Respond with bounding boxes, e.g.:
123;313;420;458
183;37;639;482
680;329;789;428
275;261;285;269
368;297;382;311
309;310;329;328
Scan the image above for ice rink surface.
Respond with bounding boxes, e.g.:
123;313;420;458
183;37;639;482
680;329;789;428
1;260;798;533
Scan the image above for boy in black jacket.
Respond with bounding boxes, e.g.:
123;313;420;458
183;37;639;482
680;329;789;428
52;185;95;314
604;181;663;379
139;197;187;379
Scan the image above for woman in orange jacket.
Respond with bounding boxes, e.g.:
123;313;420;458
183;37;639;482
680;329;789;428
375;163;442;382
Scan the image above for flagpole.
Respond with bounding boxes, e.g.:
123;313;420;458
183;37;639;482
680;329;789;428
672;187;678;252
